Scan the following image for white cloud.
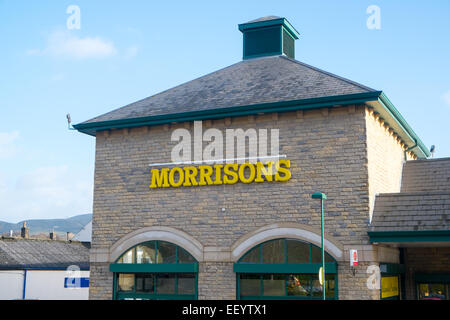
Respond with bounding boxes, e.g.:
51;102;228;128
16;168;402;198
443;90;450;107
29;30;117;60
0;165;93;223
0;131;19;159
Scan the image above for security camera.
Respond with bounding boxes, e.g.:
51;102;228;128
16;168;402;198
430;145;436;158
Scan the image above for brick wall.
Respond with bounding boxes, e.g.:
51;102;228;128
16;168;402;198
89;263;113;300
198;262;235;300
365;107;414;222
88;104;410;300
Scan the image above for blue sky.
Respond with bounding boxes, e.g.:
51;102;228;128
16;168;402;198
0;1;449;223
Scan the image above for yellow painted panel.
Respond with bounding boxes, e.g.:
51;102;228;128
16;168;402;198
381;276;399;299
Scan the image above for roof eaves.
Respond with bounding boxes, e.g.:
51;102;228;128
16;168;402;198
368;230;450;243
378;92;430;158
74;89;429;161
73;91;382;136
0;263;90;270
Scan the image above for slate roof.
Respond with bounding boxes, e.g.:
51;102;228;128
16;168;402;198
370;192;450;232
81;55;376;125
401;158;450;193
370;158;450;233
0;238;90;270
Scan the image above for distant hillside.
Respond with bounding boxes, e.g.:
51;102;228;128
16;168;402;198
0;214;92;236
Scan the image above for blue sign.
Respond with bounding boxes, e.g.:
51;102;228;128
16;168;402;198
64;277;89;288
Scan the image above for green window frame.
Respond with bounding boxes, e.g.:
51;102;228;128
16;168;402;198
111;240;198;300
234;238;338;300
379;263;405;300
415;274;450;300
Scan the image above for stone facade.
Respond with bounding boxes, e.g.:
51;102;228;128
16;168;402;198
365;107;414;222
88;104;413;300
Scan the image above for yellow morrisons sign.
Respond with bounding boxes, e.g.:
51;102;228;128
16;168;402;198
150;160;291;188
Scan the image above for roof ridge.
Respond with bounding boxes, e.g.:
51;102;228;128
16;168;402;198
279;55;377;92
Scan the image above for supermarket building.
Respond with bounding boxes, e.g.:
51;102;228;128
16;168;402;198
74;17;450;300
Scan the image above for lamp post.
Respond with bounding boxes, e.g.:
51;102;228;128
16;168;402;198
312;192;327;300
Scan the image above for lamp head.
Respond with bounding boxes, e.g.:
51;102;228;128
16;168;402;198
312;192;327;200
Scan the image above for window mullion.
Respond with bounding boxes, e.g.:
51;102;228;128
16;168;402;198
284;274;288;297
284;239;287;264
260;244;262;263
260;275;263;297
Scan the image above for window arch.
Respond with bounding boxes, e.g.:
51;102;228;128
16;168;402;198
111;241;198;300
234;238;338;300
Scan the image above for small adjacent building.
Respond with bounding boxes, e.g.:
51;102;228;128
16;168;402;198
73;16;449;300
370;158;450;300
73;220;92;243
0;235;90;300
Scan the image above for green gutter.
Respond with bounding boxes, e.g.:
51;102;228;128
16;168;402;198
378;92;430;158
73;91;381;135
368;230;450;243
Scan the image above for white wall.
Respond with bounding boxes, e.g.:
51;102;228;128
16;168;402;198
26;270;90;300
0;271;23;299
0;270;90;300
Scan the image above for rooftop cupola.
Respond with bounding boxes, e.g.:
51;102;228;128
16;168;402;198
238;16;300;60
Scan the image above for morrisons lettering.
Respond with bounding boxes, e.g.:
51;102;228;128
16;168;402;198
150;160;291;188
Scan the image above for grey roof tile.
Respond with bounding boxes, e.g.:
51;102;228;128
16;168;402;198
0;239;89;269
401;158;450;193
371;158;450;232
370;192;450;232
81;55;376;125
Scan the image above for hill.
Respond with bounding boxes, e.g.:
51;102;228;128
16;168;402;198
0;214;92;236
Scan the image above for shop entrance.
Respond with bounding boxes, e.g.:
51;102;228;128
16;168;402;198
110;240;198;300
234;238;338;300
416;275;450;300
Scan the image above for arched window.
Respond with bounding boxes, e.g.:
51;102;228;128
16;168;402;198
234;238;338;300
110;241;198;300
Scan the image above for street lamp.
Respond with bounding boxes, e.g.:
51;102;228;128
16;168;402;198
312;192;327;300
